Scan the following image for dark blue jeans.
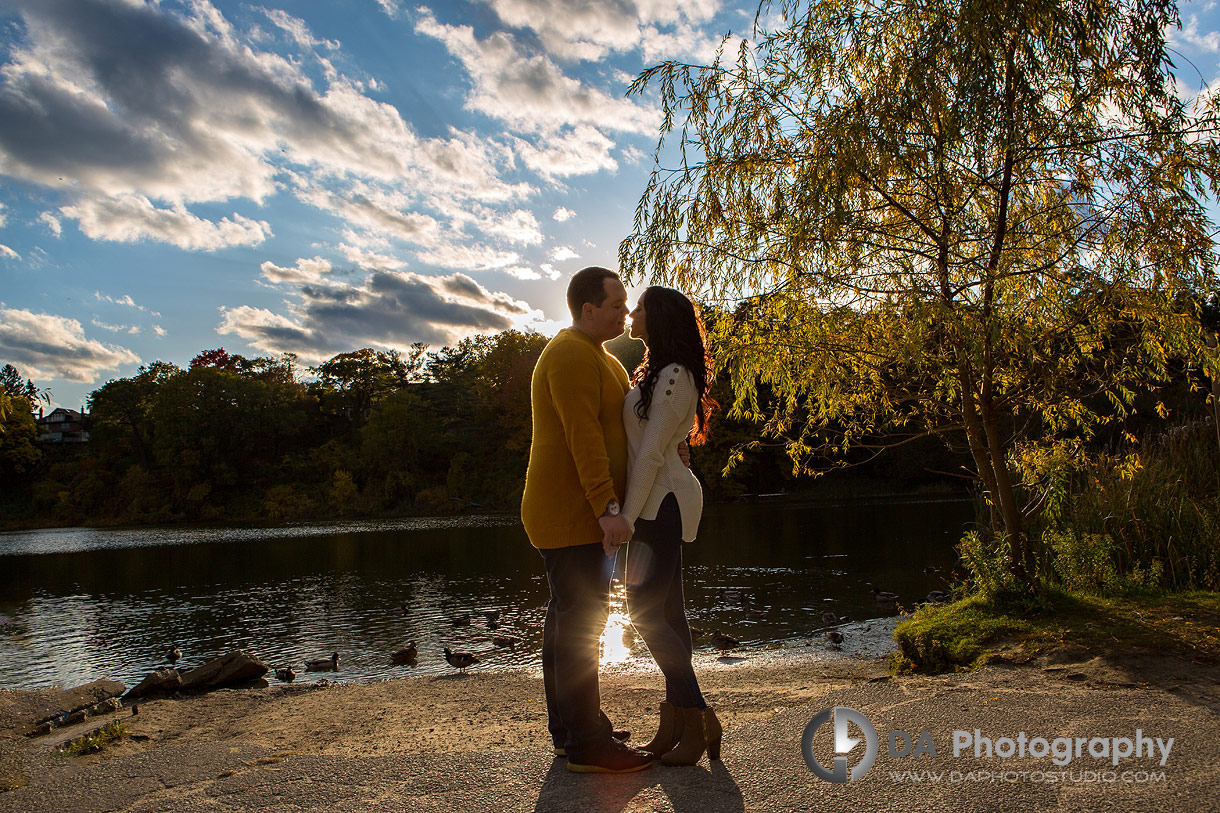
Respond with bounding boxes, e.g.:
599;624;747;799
540;541;615;755
624;493;706;709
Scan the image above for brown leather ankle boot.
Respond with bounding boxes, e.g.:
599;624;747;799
660;706;722;765
641;701;683;756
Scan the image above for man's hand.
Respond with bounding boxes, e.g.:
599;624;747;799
599;514;631;557
677;440;691;468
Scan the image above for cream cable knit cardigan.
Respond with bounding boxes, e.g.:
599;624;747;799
622;363;703;542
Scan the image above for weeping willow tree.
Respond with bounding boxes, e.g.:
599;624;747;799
621;0;1220;586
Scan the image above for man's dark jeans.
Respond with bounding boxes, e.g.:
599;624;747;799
540;541;615;755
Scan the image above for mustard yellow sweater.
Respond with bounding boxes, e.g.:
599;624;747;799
521;328;630;549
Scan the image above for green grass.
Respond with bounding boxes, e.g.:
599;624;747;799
59;722;130;756
891;589;1220;674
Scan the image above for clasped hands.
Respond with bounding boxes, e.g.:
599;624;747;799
600;440;689;557
600;514;631;557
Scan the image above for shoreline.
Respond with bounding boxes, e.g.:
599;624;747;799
3;626;1218;812
0;482;969;534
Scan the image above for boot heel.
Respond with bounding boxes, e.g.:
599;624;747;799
708;735;722;761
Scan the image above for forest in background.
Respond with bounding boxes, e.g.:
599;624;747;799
0;326;970;530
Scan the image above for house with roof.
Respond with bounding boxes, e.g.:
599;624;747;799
36;408;89;443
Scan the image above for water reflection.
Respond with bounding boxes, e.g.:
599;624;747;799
0;498;973;689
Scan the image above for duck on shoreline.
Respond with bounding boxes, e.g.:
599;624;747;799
443;647;479;673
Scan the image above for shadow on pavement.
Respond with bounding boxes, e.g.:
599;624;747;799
534;757;745;813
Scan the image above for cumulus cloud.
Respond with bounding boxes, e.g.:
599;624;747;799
1177;15;1220;50
415;10;657;136
553;207;575;221
550;245;579;261
0;244;21;260
0;306;140;382
260;257;334;286
218;269;531;360
483;0;721;62
0;0;530;256
62;194;272;250
503;265;543;280
417;243;522;271
516;126;618;178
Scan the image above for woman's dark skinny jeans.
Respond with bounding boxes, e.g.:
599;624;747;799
625;492;706;709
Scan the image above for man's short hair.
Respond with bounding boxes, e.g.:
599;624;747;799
566;266;620;319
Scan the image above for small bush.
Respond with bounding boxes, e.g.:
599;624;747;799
60;722;129;756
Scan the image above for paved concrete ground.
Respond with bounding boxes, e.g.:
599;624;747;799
2;661;1216;813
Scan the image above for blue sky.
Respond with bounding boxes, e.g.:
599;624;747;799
2;0;1219;412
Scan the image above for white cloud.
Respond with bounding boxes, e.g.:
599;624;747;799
0;0;531;255
551;245;579;261
1177;15;1220;50
91;318;126;332
0;306;139;383
483;0;721;62
553;206;575;221
338;241;408;270
0;244;19;261
376;0;405;17
38;211;62;237
516;125;618;178
93;292;146;310
417;243;522;271
0;202;6;227
503;265;542;280
153;325;167;336
415;10;657;136
260;256;334;286
472;207;544;244
218;269;531;361
263;8;339;51
61;194;271;250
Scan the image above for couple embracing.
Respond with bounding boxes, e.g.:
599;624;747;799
521;266;720;774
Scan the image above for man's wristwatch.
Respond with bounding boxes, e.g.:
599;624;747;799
602;499;621;517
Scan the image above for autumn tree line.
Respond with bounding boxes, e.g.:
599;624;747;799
3;326;930;530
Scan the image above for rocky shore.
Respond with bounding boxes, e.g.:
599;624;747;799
1;622;1217;812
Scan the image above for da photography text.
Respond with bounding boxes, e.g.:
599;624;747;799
802;706;1175;784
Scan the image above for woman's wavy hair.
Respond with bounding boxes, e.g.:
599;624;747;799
631;286;717;445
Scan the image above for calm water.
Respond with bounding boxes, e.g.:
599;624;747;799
0;498;973;690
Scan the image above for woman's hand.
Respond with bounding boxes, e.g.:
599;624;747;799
677;440;691;468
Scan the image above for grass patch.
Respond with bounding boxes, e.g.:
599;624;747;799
891;589;1220;674
59;722;130;756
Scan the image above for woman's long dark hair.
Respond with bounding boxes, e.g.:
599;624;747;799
631;286;717;445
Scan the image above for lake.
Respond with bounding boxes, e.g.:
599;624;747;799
0;497;973;690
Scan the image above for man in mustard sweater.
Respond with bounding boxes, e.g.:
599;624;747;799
521;266;653;774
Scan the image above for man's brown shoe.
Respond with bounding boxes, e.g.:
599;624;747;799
554;729;630;756
566;740;655;773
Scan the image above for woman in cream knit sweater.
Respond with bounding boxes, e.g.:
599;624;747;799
621;285;720;766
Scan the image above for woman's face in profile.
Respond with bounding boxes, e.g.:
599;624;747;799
629;294;649;342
